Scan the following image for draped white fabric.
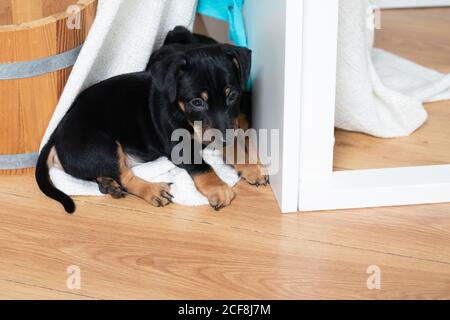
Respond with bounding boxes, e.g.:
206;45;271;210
336;0;450;138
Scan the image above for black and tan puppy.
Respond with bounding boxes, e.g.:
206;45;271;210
36;26;268;214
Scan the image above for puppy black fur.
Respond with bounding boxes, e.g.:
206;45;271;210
36;26;252;213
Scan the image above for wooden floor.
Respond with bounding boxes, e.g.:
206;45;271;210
335;8;450;170
1;9;450;300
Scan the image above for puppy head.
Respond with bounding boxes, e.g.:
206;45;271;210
150;44;252;142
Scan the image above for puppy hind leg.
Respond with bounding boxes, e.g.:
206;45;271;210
116;144;173;207
96;177;126;199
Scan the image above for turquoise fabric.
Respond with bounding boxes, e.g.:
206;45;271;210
197;0;248;47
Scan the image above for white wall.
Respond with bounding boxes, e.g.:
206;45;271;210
194;14;230;43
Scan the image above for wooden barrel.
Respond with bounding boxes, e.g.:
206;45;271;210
0;0;97;175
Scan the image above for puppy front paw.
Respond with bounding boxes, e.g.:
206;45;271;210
205;184;236;211
238;165;269;186
142;182;174;207
192;170;236;211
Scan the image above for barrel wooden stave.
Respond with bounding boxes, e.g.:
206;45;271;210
0;0;97;175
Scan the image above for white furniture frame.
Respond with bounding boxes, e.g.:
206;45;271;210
245;0;450;213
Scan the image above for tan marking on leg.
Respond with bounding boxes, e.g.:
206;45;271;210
223;136;269;187
117;144;173;207
192;170;235;210
201;91;209;101
178;101;186;112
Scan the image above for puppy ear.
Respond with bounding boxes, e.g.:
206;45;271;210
224;45;252;90
149;54;188;104
163;26;193;45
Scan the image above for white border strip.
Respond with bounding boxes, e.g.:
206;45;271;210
373;0;450;9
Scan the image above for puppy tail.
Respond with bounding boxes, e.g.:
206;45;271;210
35;140;75;214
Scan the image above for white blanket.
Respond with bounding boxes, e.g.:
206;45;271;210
336;0;450;138
41;0;239;206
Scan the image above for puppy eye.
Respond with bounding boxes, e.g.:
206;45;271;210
227;90;240;104
189;98;207;110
